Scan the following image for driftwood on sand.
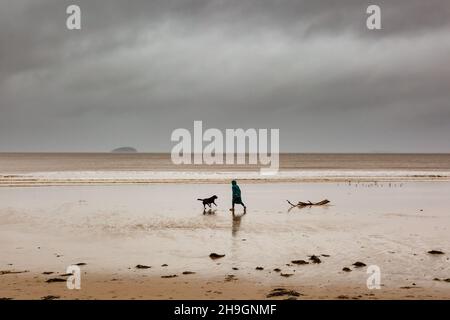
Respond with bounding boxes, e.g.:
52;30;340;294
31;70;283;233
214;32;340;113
287;199;330;207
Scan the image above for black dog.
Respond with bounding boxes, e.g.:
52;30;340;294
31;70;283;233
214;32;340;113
197;195;218;209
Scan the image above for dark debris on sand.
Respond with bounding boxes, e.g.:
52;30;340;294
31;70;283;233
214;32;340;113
273;268;281;272
433;278;450;282
41;295;60;300
255;267;264;270
46;278;66;283
135;264;151;269
0;270;29;275
280;273;293;277
161;274;178;278
352;262;367;268
428;250;445;255
75;263;87;266
342;267;352;272
309;255;322;264
225;275;237;282
291;260;309;265
209;253;226;259
182;271;196;275
266;288;301;298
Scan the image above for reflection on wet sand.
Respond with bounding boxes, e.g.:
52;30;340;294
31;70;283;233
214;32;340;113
232;210;246;236
203;209;217;215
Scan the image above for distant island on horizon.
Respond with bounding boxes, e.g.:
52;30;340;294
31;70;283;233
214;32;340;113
111;147;138;153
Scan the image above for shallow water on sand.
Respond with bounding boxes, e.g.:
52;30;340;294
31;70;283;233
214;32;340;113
1;182;449;292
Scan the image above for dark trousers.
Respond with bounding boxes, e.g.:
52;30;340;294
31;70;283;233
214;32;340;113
232;196;245;207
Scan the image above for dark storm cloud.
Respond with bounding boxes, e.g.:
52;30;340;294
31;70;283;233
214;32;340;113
0;0;449;152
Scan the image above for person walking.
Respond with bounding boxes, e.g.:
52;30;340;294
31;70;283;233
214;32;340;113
230;180;246;211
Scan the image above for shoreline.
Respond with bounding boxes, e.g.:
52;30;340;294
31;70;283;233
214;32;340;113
1;170;450;187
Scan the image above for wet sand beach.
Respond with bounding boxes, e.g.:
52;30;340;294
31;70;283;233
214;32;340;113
1;181;449;300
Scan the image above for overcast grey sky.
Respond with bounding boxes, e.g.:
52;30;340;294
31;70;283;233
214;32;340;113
1;0;449;152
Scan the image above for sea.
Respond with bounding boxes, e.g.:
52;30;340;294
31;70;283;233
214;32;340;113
0;153;450;183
